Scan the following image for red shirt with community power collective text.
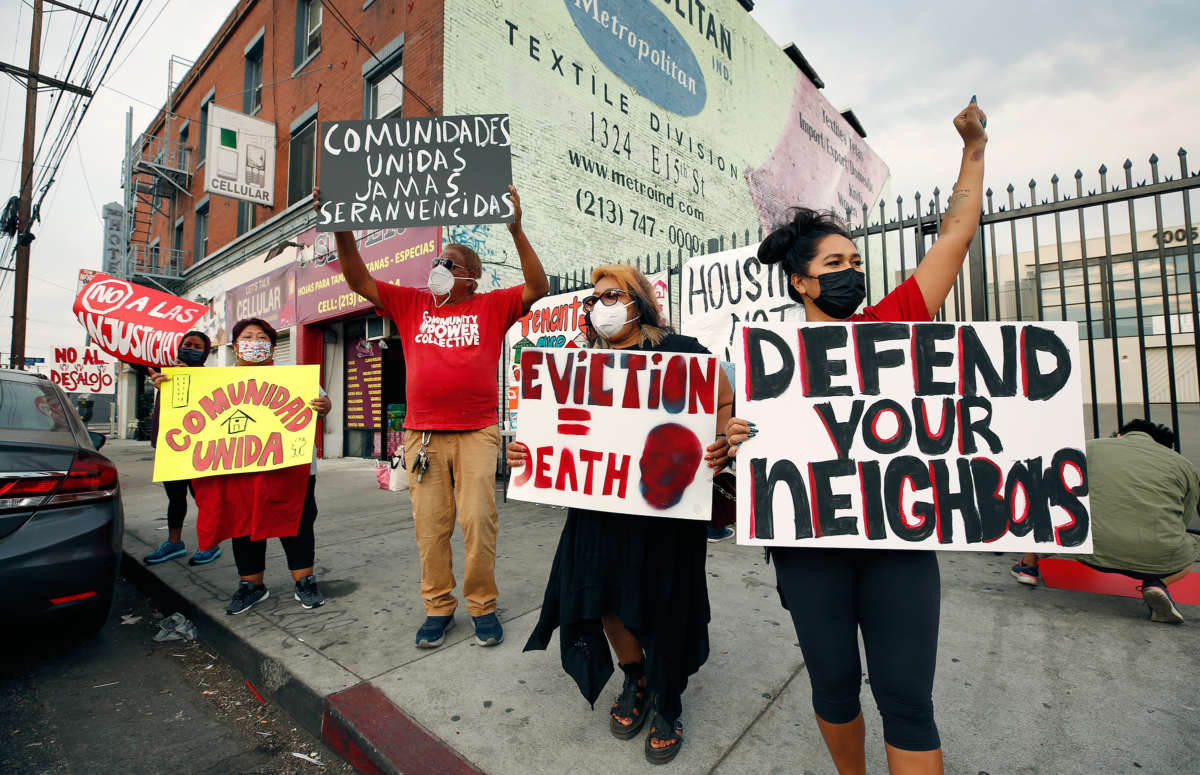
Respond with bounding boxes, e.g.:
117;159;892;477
377;281;525;430
850;275;931;322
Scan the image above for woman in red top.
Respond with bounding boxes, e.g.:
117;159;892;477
725;98;987;775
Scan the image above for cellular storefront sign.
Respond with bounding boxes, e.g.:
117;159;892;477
441;0;890;273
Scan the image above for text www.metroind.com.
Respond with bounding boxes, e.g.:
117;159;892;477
567;148;709;252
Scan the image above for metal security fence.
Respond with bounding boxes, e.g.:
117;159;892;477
839;150;1200;449
532;150;1200;449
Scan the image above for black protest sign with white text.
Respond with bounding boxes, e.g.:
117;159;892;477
734;321;1092;552
317;114;514;231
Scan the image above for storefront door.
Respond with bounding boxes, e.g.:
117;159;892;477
343;321;383;458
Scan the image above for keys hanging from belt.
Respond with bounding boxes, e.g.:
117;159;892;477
412;431;432;482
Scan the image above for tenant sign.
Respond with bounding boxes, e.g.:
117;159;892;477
153;365;320;481
317;114;514;230
73;273;210;368
734;321;1092;552
508;347;718;521
204;104;276;206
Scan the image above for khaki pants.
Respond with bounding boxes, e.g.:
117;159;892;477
405;426;501;617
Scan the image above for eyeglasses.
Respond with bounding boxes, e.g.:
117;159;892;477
581;288;629;312
431;256;467;272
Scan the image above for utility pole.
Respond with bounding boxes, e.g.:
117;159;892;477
10;0;42;370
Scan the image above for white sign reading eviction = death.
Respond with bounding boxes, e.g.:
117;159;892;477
735;321;1092;553
508;347;718;521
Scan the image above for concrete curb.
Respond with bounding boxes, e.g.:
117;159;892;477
123;549;479;775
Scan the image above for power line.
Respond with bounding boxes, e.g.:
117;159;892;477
30;0;143;216
319;0;438;116
1;0;140;301
0;2;26;182
74;141;99;218
99;60;334;144
19;0;113;199
28;0;125;195
107;0;166;76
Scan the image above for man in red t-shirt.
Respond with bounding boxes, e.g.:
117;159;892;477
331;186;549;649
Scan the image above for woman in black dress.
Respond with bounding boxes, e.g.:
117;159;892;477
510;264;733;764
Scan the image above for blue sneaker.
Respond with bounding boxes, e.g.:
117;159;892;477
415;615;455;648
144;541;186;565
707;525;735;543
1010;561;1040;586
472;613;504;647
188;546;222;565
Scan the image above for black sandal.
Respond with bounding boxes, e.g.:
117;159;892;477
644;710;683;764
609;672;649;739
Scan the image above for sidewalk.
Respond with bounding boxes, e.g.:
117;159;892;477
110;440;1199;774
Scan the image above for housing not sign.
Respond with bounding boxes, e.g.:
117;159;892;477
153;365;320;482
508;347;717;520
734;321;1092;552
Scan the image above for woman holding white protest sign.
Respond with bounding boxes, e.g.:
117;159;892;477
509;265;733;765
725;99;987;774
145;330;222;566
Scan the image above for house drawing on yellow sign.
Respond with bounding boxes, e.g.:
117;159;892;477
220;409;256;435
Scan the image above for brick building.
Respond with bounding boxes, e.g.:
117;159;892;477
113;0;885;460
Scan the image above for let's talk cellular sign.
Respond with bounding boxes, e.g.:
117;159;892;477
735;322;1092;552
317;114;514;230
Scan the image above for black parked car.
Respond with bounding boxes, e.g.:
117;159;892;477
0;369;123;631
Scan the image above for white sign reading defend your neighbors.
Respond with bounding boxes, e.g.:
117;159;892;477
204;104;276;207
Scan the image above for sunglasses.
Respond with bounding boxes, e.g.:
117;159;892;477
581;288;630;312
431;256;467;272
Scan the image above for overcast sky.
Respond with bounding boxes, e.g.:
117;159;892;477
1;0;1198;364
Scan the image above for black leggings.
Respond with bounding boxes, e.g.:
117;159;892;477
772;547;941;752
231;476;318;576
162;479;193;532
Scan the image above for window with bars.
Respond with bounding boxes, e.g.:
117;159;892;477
1038;247;1200;338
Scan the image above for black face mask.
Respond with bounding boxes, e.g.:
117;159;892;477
810;268;866;319
178;347;207;366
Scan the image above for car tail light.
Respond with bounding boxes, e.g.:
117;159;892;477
0;471;67;512
50;591;98;605
45;451;119;506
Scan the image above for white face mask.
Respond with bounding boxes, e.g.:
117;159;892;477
590;299;638;340
427;265;473;297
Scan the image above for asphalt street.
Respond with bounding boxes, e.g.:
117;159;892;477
0;574;355;775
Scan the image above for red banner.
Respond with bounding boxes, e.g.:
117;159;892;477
72;273;210;367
